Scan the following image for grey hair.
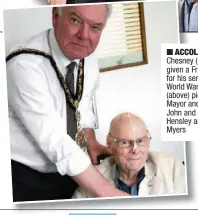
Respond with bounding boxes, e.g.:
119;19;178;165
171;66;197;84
106;4;112;21
58;7;63;16
57;4;112;21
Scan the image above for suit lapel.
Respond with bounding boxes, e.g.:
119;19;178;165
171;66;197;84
102;156;162;196
139;158;161;196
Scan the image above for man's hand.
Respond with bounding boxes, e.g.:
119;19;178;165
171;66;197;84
48;0;66;4
87;141;112;165
83;128;112;165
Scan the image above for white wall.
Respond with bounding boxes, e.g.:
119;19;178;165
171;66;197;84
3;0;48;9
4;6;52;53
94;1;185;161
3;1;185;161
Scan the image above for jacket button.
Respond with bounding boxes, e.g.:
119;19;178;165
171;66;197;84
147;181;152;187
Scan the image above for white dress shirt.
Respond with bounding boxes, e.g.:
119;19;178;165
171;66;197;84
7;28;100;176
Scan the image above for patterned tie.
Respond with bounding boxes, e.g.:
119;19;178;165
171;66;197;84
65;62;77;140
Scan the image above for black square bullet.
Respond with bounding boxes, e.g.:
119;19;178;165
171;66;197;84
167;49;173;55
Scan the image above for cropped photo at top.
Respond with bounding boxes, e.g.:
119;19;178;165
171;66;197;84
179;0;198;32
48;0;142;5
3;0;187;203
2;0;145;8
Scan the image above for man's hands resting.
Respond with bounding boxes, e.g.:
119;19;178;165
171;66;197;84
83;128;112;165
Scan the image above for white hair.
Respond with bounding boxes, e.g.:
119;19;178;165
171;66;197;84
57;4;112;22
58;7;63;16
106;4;112;20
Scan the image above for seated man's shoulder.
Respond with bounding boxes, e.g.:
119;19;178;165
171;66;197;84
148;151;186;194
148;151;182;167
96;156;115;175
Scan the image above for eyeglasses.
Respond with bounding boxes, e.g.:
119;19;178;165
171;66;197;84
108;130;151;148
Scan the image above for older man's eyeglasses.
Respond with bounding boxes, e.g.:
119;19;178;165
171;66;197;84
108;131;152;148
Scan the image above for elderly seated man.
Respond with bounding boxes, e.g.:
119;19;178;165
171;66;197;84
72;112;186;198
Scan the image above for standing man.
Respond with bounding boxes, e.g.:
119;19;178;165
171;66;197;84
7;4;129;202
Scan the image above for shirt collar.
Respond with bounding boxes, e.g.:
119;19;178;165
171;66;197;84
49;28;79;71
115;163;146;188
116;165;145;184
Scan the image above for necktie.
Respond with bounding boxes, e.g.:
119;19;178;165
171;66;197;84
65;62;77;140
